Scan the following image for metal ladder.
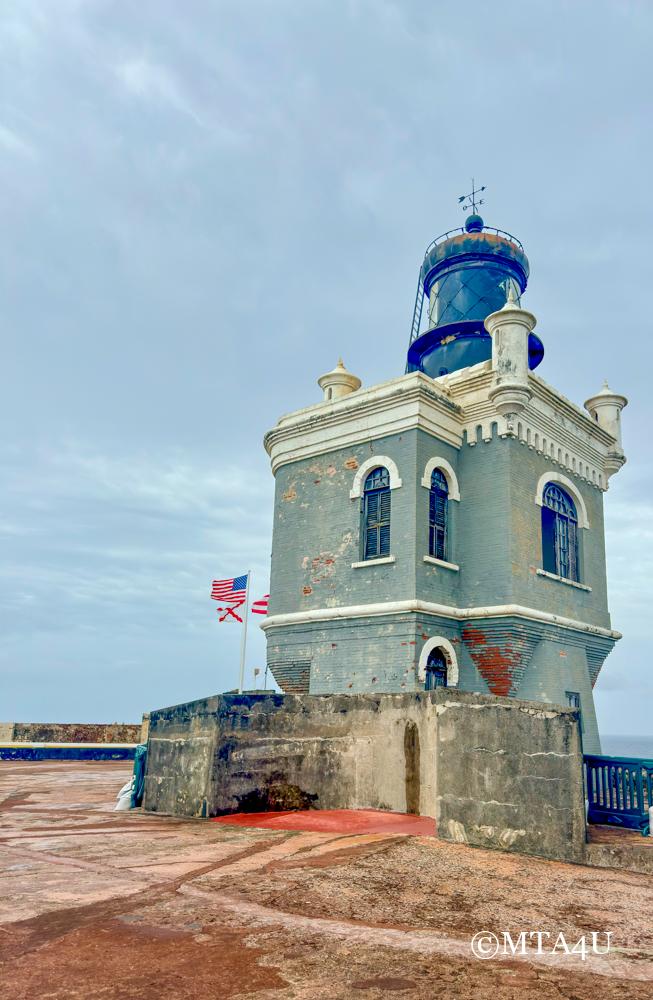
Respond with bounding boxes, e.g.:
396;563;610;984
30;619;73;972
405;275;426;373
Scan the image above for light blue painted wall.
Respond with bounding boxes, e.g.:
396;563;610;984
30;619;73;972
266;419;616;733
519;639;601;753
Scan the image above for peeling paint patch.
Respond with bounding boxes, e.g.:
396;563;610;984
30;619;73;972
518;707;559;720
445;819;468;844
473;825;527;847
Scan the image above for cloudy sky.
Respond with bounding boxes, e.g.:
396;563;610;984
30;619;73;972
1;0;651;736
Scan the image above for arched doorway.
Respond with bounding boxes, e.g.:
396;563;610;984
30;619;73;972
424;648;448;690
417;636;459;689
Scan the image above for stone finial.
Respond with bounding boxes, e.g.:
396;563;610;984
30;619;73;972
584;381;628;468
484;293;537;419
317;358;362;402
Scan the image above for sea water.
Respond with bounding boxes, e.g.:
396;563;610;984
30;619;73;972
601;734;653;759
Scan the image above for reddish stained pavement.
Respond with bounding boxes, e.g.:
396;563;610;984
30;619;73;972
1;761;653;1000
213;808;436;835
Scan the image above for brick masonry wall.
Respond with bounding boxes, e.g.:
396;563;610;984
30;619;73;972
269;431;419;616
506;436;610;627
265;423;616;747
456;430;513;608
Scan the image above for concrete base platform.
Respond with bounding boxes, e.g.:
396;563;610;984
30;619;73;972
587;824;653;875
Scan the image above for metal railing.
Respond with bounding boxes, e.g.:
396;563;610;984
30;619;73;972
422;225;524;258
584;754;653;834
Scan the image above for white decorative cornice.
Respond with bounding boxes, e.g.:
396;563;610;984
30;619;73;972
264;361;625;489
264;372;463;475
261;599;621;641
446;366;623;490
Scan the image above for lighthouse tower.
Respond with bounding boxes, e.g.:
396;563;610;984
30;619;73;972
262;205;626;753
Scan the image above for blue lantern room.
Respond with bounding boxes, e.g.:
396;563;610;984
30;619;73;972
406;213;545;377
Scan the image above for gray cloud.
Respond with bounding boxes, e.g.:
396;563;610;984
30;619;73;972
1;0;651;734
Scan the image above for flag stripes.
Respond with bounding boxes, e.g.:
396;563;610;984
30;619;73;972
251;594;269;615
211;574;248;602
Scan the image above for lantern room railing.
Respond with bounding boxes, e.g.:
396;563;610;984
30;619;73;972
422;225;524;259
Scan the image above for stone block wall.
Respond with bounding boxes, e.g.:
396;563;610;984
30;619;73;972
145;692;438;819
505;436;610;627
143;689;587;864
434;690;586;862
3;722;142;743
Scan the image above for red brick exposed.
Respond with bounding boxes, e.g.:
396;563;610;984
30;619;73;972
461;626;521;698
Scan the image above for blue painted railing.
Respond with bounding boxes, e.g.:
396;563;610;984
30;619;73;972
0;743;136;761
584;754;653;834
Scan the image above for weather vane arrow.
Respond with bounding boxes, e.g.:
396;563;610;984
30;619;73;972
459;178;486;214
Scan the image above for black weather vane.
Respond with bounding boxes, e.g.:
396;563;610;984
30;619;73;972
458;178;486;214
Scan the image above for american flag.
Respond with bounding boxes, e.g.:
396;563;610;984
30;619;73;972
211;574;248;603
251;594;269;616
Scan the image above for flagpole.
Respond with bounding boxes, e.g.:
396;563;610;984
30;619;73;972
238;570;251;694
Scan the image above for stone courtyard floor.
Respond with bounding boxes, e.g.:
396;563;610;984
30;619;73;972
1;762;652;999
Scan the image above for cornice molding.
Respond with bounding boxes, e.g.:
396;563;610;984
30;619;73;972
261;598;621;641
264;372;463;474
264;364;625;488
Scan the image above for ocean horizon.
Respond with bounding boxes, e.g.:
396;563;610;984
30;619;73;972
600;734;653;759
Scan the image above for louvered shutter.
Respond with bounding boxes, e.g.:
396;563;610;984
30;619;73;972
429;483;447;560
568;520;578;582
366;526;378;558
362;468;392;561
379;489;391;555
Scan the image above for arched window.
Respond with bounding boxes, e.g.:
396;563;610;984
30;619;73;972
362;466;391;560
541;482;579;582
424;648;448;690
429;468;448;561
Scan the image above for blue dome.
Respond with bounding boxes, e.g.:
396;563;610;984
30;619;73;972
465;213;484;233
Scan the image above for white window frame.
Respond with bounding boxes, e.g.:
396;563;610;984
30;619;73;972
420;457;460;501
350;455;402;500
535;472;589;529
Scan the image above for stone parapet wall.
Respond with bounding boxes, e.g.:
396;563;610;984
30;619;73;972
3;722;142;744
143;689;586;864
434;690;586;863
